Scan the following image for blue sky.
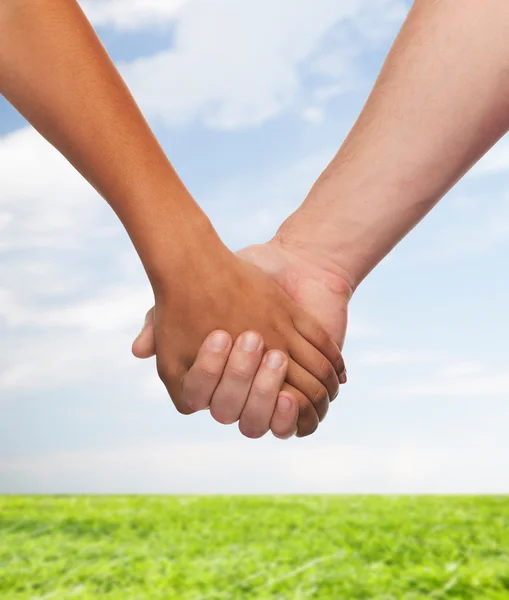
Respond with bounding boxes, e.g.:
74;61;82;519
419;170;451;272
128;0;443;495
2;0;509;493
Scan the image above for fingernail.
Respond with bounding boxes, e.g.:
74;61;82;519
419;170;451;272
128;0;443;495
339;369;348;385
241;332;261;352
266;351;284;369
207;332;229;351
277;394;294;414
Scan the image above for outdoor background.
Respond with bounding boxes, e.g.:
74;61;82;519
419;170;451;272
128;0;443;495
1;0;509;494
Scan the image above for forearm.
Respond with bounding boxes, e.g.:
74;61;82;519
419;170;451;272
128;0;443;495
0;0;222;284
277;0;509;290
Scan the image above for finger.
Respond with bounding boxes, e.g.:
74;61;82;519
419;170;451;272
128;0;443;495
238;349;288;439
157;359;195;416
286;357;330;422
292;310;345;378
281;382;320;438
182;330;233;411
132;307;156;359
287;334;339;408
155;338;197;416
270;392;299;440
210;331;264;425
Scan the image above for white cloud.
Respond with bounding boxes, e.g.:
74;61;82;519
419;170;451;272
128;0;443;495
410;192;509;263
346;314;382;340
0;331;128;392
6;0;509;496
0;128;153;394
3;437;508;493
438;361;487;378
204;147;338;248
0;284;151;333
355;350;433;367
81;0;189;30
396;367;509;397
353;0;408;44
301;107;325;125
0;128;113;251
313;84;346;102
0;281;152;393
0;254;152;392
120;0;407;130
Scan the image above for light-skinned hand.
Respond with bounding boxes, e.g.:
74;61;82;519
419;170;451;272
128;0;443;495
133;238;351;439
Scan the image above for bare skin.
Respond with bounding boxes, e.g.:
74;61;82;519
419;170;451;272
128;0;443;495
0;0;346;437
136;0;509;437
133;240;352;438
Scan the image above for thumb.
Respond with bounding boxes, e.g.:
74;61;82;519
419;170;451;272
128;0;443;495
132;307;156;359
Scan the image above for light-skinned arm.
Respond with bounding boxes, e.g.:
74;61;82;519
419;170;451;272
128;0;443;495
135;0;509;428
0;0;346;438
277;0;509;289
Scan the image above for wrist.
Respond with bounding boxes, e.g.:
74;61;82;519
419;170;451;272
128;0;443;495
274;156;408;292
274;210;360;295
140;212;228;293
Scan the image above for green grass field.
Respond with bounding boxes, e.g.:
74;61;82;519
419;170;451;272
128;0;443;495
1;496;509;599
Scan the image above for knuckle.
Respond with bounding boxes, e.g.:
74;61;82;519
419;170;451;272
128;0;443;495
184;390;207;411
297;419;319;438
156;360;173;385
271;421;296;440
175;402;194;416
317;356;335;383
270;315;291;340
210;402;238;425
315;325;338;358
313;324;328;346
333;351;345;375
183;370;216;411
226;364;254;382
295;398;319;437
194;361;223;381
168;386;194;416
239;420;267;440
157;360;195;416
311;382;329;406
249;381;274;398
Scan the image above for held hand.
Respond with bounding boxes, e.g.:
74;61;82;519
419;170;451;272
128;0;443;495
138;246;345;436
134;239;351;438
136;318;301;439
236;239;351;350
